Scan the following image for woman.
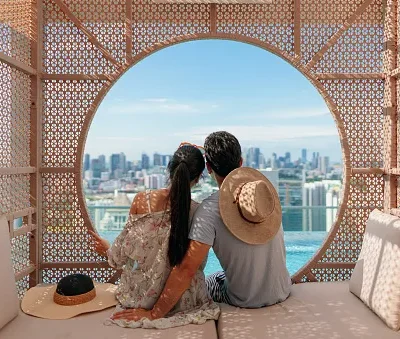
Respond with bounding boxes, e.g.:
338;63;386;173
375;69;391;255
89;144;220;329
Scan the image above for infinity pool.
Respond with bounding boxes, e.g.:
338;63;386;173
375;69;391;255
99;231;327;276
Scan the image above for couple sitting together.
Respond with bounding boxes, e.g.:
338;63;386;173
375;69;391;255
90;131;292;329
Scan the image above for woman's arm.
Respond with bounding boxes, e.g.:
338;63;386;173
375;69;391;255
111;240;211;321
106;192;145;268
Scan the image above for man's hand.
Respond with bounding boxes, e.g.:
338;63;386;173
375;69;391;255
89;230;110;256
111;308;154;322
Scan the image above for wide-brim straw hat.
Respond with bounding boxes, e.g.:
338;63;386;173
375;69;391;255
220;167;282;245
21;283;118;320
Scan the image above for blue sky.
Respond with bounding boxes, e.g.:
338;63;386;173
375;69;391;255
85;40;342;163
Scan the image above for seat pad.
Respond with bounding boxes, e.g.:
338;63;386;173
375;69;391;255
1;308;218;339
218;282;400;338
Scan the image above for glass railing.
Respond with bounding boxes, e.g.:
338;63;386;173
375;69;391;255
88;205;335;275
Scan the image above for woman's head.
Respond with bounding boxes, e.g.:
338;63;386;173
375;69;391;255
167;145;205;267
168;145;205;186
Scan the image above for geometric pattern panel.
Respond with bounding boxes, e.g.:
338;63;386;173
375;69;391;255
64;0;127;64
43;0;117;74
0;62;31;168
311;267;354;282
0;0;32;65
42;267;116;284
0;174;30;215
42;173;105;262
312;0;383;73
16;275;29;299
300;0;365;64
37;1;388;284
0;0;393;286
132;1;211;57
43;80;107;167
11;233;31;273
216;2;294;56
319;79;384;168
319;174;384;264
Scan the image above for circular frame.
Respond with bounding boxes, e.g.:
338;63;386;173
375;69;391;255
76;33;351;282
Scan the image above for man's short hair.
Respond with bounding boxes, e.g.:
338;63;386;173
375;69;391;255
204;131;242;178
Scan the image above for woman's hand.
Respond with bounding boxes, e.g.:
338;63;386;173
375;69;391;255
111;308;155;322
89;230;110;256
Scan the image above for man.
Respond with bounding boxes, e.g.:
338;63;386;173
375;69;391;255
112;131;291;321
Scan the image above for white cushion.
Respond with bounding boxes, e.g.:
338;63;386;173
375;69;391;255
1;310;218;339
0;216;19;330
219;282;400;338
350;209;400;330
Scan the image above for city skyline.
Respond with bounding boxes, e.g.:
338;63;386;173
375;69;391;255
84;40;342;163
83;147;340;174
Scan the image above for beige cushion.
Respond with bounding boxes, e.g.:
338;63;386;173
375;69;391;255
218;282;400;338
349;209;400;330
0;310;218;339
0;216;19;330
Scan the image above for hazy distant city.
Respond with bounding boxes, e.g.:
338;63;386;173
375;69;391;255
84;147;342;233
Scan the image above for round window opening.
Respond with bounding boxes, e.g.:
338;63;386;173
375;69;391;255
83;40;343;276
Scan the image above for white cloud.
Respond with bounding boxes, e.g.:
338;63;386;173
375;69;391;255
99;98;218;116
94;136;145;141
173;125;338;143
142;98;169;103
237;109;330;120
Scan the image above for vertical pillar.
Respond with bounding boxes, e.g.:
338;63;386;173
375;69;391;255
383;0;397;212
30;0;43;286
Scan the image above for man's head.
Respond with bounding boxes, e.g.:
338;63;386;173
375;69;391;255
204;131;242;181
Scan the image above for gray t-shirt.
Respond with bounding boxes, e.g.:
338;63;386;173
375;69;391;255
189;191;291;308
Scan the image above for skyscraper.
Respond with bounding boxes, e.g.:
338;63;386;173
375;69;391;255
110;154;120;178
90;159;102;178
319;156;330;175
285;152;291;167
109;153;126;178
84;154;90;172
119;153;126;173
301;149;307;164
302;182;326;231
153;153;162;167
142;153;150;170
271;153;278;169
98;154;106;171
162;155;172;167
246;147;260;168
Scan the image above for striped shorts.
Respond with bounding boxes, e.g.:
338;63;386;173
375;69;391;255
206;271;232;304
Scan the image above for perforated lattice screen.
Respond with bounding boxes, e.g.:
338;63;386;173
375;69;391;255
0;0;399;289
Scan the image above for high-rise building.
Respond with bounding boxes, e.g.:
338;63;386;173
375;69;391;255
319;156;330;175
90;159;102;178
153;153;162;167
110;154;119;178
162;155;172;167
84;154;90;172
247;147;260;168
144;174;166;189
326;187;340;231
110;153;126;178
258;154;266;169
301;149;307;164
119;153;126;173
98;154;106;171
285;152;291;166
302;182;326;231
271;153;278;169
142;153;150;170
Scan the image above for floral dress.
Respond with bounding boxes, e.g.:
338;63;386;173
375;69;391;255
105;192;220;329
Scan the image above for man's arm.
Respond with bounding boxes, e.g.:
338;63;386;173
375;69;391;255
111;239;210;321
